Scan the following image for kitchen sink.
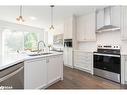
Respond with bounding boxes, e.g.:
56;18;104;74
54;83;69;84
28;52;52;56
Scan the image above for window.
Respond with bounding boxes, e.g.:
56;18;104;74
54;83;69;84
2;29;24;54
2;29;40;54
24;32;38;51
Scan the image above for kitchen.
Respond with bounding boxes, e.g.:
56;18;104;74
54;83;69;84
0;5;127;89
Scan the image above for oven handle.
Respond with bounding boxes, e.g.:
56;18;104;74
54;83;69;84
0;66;24;82
94;53;120;57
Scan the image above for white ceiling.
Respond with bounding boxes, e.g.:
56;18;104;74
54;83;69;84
0;6;105;30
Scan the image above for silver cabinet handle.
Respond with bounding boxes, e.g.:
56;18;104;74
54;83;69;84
0;67;24;82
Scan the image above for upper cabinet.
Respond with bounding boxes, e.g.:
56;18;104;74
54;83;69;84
121;6;127;40
111;6;121;27
64;18;72;39
77;12;96;42
64;16;76;39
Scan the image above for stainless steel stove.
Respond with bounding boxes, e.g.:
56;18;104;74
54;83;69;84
93;45;121;83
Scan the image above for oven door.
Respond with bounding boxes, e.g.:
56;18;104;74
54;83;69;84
94;53;120;74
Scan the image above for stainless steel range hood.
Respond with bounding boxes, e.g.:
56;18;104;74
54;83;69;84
97;7;120;32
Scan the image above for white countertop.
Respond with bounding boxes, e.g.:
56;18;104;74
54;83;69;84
0;51;63;70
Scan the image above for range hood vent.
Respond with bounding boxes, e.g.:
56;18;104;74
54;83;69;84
97;7;120;33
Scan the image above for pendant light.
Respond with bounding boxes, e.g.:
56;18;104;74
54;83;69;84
16;5;25;22
49;5;55;30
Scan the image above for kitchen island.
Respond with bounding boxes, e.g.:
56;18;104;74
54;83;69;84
0;51;63;89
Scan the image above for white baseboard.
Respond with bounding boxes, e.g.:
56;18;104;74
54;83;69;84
39;77;62;89
64;64;73;68
74;66;93;74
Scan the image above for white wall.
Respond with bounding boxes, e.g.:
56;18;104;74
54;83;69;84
78;30;121;51
97;30;121;45
78;42;96;52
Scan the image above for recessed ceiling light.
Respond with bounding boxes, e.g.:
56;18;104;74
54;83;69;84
29;16;37;20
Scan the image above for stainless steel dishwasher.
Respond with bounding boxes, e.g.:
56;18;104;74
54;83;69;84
0;62;24;89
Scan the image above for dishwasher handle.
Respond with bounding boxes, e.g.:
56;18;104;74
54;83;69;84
0;66;24;82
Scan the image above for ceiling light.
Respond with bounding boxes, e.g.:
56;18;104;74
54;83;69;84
16;5;25;22
29;16;37;20
49;5;55;30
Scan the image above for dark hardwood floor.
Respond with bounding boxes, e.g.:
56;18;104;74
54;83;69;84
47;66;127;89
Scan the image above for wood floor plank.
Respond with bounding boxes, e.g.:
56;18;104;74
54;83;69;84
47;66;127;89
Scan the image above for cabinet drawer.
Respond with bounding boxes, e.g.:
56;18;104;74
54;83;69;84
74;62;91;71
75;56;92;61
74;51;93;73
74;52;92;56
74;55;92;62
74;58;92;63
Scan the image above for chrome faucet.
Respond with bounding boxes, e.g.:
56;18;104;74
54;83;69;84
37;41;46;53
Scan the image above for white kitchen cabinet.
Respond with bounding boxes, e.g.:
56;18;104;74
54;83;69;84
125;56;127;83
64;17;73;39
64;15;76;39
111;6;121;27
121;6;127;40
24;58;47;89
121;55;127;84
47;55;63;85
96;9;104;30
63;47;73;68
77;12;96;41
24;54;63;89
74;51;93;74
122;55;127;83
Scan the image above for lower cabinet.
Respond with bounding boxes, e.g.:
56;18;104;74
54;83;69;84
24;55;63;89
121;55;127;84
74;51;93;74
63;47;73;68
47;55;63;85
24;58;47;89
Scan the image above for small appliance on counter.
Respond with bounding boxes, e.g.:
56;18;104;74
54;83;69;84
93;45;121;83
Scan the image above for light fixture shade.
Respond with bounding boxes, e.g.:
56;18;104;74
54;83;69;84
50;25;54;30
16;6;25;22
16;16;25;22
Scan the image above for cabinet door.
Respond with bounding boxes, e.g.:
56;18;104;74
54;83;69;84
63;47;73;67
74;51;93;74
64;18;72;39
57;55;63;80
77;16;86;41
47;56;61;84
96;9;104;30
125;56;127;82
63;47;68;65
68;48;73;67
111;6;121;27
84;12;96;40
121;6;127;40
77;12;96;41
24;58;47;89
